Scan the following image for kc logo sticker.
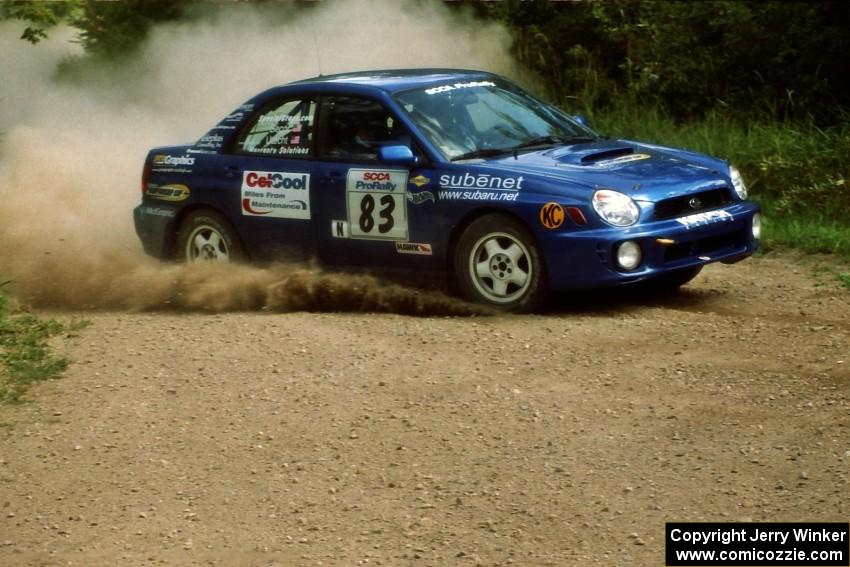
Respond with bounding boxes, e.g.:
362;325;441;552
539;202;565;229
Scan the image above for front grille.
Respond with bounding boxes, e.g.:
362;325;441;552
654;187;733;220
664;229;748;262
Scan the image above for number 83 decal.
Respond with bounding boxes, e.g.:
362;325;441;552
346;169;409;240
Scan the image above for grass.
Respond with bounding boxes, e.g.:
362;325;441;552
586;106;850;262
0;281;88;403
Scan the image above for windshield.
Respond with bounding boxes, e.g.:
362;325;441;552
395;80;595;161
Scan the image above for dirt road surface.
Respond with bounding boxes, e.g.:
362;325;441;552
2;252;849;566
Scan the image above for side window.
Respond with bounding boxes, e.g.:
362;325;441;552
317;96;411;161
236;98;316;157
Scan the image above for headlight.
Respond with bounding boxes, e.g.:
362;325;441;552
730;165;747;199
752;212;761;240
592;189;640;227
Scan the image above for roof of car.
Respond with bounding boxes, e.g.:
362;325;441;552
289;68;498;93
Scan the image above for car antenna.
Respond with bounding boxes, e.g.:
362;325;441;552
309;10;323;76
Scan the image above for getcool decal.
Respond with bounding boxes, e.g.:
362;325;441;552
592;153;651;168
395;242;433;256
676;210;733;229
146;184;190;202
241;171;310;219
539;202;565;229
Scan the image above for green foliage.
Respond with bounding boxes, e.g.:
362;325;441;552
497;0;850;125
0;0;82;44
1;0;194;57
0;281;83;403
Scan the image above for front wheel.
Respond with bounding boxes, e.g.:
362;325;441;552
176;209;245;263
454;214;547;312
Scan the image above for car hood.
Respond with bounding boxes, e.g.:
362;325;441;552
470;139;731;202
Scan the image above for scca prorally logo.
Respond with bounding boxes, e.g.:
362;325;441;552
153;154;195;167
352;169;399;191
245;171;308;190
363;171;391;181
425;81;496;95
539;202;565;229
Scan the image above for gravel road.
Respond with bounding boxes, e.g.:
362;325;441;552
1;252;849;566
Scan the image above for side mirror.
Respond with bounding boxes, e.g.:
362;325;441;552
572;114;589;128
378;144;418;166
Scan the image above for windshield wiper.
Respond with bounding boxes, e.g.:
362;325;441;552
513;135;596;151
450;147;515;161
450;136;596;162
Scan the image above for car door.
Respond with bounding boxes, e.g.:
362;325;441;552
221;96;320;261
310;95;440;269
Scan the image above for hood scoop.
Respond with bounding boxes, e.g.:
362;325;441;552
579;147;635;164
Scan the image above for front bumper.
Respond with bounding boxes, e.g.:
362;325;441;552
542;201;760;290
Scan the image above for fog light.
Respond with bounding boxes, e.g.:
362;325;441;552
616;240;642;271
752;213;761;240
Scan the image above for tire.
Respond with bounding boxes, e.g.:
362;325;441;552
176;209;245;263
454;213;547;312
645;265;702;291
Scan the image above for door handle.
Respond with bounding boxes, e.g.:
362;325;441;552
328;170;343;178
225;165;240;178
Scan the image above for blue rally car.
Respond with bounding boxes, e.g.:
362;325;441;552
134;69;761;311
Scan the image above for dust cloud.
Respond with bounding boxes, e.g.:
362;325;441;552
0;0;516;316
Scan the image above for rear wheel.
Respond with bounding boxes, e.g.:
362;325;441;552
454;214;547;312
176;209;244;263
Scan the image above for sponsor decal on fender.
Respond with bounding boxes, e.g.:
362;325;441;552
438;190;519;202
539;202;565;229
406;191;435;205
241;171;310;219
153;154;195;167
140;205;177;218
395;242;432;255
439;172;523;191
593;153;651;168
146;183;190;202
676;209;733;229
410;175;430;187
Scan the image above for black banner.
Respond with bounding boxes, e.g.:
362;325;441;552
666;522;849;566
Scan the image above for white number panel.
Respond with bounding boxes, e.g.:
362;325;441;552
345;168;409;240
